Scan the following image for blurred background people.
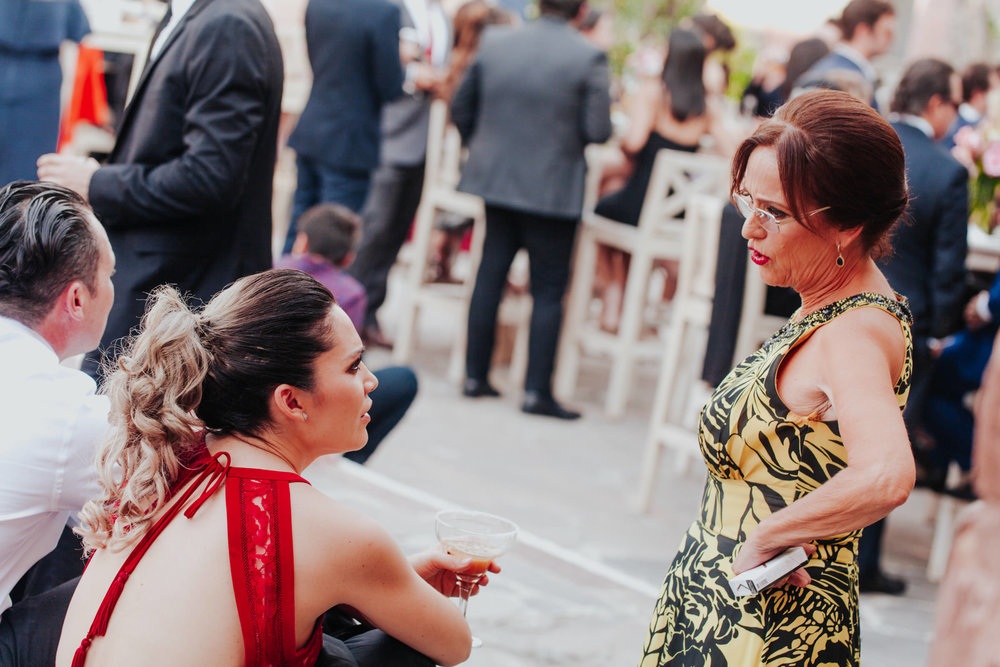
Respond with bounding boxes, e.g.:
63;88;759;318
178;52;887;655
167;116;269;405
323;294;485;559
796;0;896;110
593;27;735;333
921;270;1000;499
927;327;1000;665
869;58;967;594
452;0;611;418
941;61;1000;149
348;0;452;349
426;0;515;284
0;0;90;186
282;0;406;253
276;202;419;466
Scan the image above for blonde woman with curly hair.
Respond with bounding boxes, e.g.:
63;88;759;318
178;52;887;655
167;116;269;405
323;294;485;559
56;269;483;667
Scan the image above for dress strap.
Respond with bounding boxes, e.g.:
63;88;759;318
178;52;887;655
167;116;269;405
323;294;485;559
794;291;913;329
71;452;231;667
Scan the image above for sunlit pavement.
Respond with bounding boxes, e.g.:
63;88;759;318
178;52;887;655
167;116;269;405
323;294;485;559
303;270;940;666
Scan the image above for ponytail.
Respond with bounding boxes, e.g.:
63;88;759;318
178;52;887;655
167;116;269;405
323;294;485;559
77;286;210;553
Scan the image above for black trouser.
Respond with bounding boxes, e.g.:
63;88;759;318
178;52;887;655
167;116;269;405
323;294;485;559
343;366;418;465
466;205;578;395
348;162;426;329
0;577;79;666
317;608;434;667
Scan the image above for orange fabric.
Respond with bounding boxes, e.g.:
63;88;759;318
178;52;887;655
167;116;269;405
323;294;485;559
58;45;110;151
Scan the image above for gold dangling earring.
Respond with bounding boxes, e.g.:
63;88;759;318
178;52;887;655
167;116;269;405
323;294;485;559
836;242;845;268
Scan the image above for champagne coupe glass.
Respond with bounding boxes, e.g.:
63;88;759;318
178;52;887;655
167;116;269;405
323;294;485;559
435;509;518;648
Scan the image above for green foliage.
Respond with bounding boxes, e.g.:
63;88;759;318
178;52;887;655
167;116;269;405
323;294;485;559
599;0;704;77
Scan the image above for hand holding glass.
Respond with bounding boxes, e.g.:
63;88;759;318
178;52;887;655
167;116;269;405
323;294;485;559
434;510;518;648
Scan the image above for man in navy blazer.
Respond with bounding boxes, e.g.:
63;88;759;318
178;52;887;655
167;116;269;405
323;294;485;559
924;271;1000;489
282;0;405;252
38;0;284;378
870;58;967;595
796;0;896;110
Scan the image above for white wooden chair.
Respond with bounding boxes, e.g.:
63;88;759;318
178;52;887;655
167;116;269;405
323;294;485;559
556;149;730;417
635;195;725;512
391;99;529;385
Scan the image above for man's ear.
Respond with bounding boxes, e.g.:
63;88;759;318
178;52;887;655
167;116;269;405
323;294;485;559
272;383;308;423
61;280;89;322
291;232;310;255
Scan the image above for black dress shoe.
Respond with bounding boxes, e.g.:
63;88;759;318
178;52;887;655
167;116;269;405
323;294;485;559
463;378;500;398
521;392;581;420
859;571;906;595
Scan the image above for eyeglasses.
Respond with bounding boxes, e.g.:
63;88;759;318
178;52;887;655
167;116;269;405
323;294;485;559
732;192;830;233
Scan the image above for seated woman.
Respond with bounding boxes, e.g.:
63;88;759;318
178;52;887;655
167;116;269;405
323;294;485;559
593;27;735;332
639;90;914;665
56;269;481;666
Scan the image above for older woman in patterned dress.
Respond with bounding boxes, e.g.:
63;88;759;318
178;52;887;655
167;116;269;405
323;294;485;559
639;90;915;666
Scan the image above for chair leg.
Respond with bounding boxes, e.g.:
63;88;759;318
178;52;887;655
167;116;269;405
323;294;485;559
605;251;651;417
635;307;690;511
555;229;598;399
392;197;438;363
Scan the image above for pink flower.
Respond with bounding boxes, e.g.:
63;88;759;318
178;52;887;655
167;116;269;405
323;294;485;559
955;125;984;155
983;141;1000;177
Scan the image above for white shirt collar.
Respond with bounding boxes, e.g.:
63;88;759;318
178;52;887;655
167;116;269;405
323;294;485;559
894;113;935;139
0;316;56;359
959;103;983;124
150;0;199;60
833;42;877;83
400;0;448;67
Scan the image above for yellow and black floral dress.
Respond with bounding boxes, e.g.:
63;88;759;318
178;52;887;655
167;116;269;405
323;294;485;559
639;292;912;667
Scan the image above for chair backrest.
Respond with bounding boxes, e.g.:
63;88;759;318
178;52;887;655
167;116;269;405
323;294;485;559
675;194;725;308
422;98;451;195
635;149;730;236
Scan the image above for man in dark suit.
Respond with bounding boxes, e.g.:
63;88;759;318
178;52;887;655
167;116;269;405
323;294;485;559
924;270;1000;494
451;0;611;419
941;62;998;149
867;58;967;595
796;0;895;110
38;0;283;377
281;0;405;253
348;0;449;347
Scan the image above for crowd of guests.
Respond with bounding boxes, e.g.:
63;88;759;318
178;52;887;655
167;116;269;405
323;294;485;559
2;0;1000;664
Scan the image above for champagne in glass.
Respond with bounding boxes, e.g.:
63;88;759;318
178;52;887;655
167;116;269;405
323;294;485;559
435;510;518;648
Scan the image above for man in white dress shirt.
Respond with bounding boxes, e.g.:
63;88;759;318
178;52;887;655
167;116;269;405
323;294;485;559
0;180;114;662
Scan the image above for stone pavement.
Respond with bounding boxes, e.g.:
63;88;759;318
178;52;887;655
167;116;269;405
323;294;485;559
303;277;945;666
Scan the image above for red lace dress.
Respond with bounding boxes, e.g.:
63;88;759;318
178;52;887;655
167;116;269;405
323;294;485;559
72;453;324;666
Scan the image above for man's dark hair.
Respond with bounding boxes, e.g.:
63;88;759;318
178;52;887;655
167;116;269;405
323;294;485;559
890;58;956;116
690;13;735;52
538;0;585;21
962;62;993;102
298;202;361;267
837;0;895;40
0;180;101;326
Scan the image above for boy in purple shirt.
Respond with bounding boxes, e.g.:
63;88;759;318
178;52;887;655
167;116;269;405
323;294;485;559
276;203;417;464
277;202;368;330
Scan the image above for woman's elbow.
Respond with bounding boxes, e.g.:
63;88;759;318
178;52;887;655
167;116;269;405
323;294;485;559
879;461;915;511
435;628;472;666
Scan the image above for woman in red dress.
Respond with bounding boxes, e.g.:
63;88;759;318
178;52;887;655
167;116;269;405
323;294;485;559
57;269;480;666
